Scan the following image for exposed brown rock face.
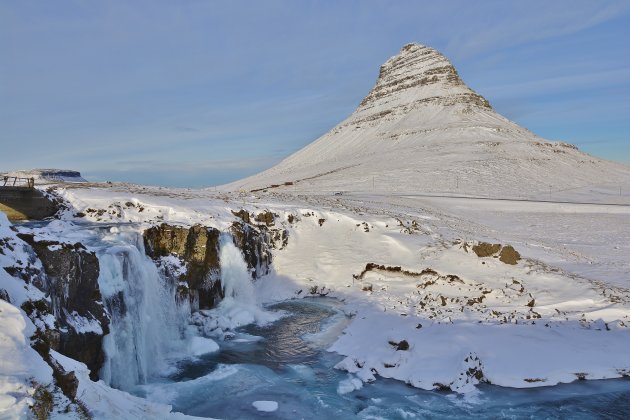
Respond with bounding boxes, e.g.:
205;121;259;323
143;223;222;309
0;188;58;221
472;243;502;258
17;234;109;380
143;221;273;308
357;43;491;114
254;211;275;226
499;245;521;265
471;242;521;265
231;209;251;224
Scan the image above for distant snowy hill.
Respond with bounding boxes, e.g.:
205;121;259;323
223;43;630;197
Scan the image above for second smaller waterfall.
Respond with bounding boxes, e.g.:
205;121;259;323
211;234;279;329
219;234;256;307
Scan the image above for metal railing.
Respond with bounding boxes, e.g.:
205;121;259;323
1;176;35;188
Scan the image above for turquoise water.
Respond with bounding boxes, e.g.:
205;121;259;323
134;298;630;419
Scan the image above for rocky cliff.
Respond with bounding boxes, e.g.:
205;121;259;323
14;235;109;381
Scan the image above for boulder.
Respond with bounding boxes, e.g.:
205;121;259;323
499;245;521;265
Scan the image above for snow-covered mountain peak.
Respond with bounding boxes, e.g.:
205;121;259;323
357;43;491;115
223;43;630;196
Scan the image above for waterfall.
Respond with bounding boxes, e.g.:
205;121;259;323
93;228;274;391
211;233;262;328
212;234;278;330
219;234;256;307
97;230;190;391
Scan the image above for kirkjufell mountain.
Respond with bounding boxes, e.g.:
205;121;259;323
225;43;630;196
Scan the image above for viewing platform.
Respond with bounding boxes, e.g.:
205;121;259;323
0;176;58;221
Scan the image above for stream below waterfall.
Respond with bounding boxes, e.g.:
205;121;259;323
129;297;630;419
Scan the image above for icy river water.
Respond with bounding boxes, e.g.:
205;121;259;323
129;298;630;419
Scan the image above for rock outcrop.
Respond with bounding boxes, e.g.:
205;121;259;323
143;224;222;309
230;221;272;278
16;234;109;380
357;43;491;113
143;221;273;309
471;242;521;265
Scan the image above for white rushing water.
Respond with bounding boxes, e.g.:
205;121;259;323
96;229;191;391
219;234;256;307
214;234;278;329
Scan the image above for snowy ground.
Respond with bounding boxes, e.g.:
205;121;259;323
2;182;630;416
60;185;630;388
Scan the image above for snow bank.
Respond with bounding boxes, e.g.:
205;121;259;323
0;297;53;418
52;351;208;420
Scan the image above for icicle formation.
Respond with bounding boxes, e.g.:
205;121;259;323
97;231;189;391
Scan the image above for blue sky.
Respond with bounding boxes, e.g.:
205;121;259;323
1;1;629;187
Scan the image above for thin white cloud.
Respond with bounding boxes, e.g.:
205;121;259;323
483;67;630;98
446;1;630;58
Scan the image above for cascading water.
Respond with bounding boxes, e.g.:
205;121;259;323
219;233;256;307
93;228;272;391
96;229;191;391
214;234;279;328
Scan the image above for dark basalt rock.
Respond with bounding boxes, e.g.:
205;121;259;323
388;339;410;351
16;234;109;380
0;288;10;303
50;357;80;400
230;221;272;279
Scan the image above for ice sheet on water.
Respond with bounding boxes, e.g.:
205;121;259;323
252;400;278;412
189;337;219;356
